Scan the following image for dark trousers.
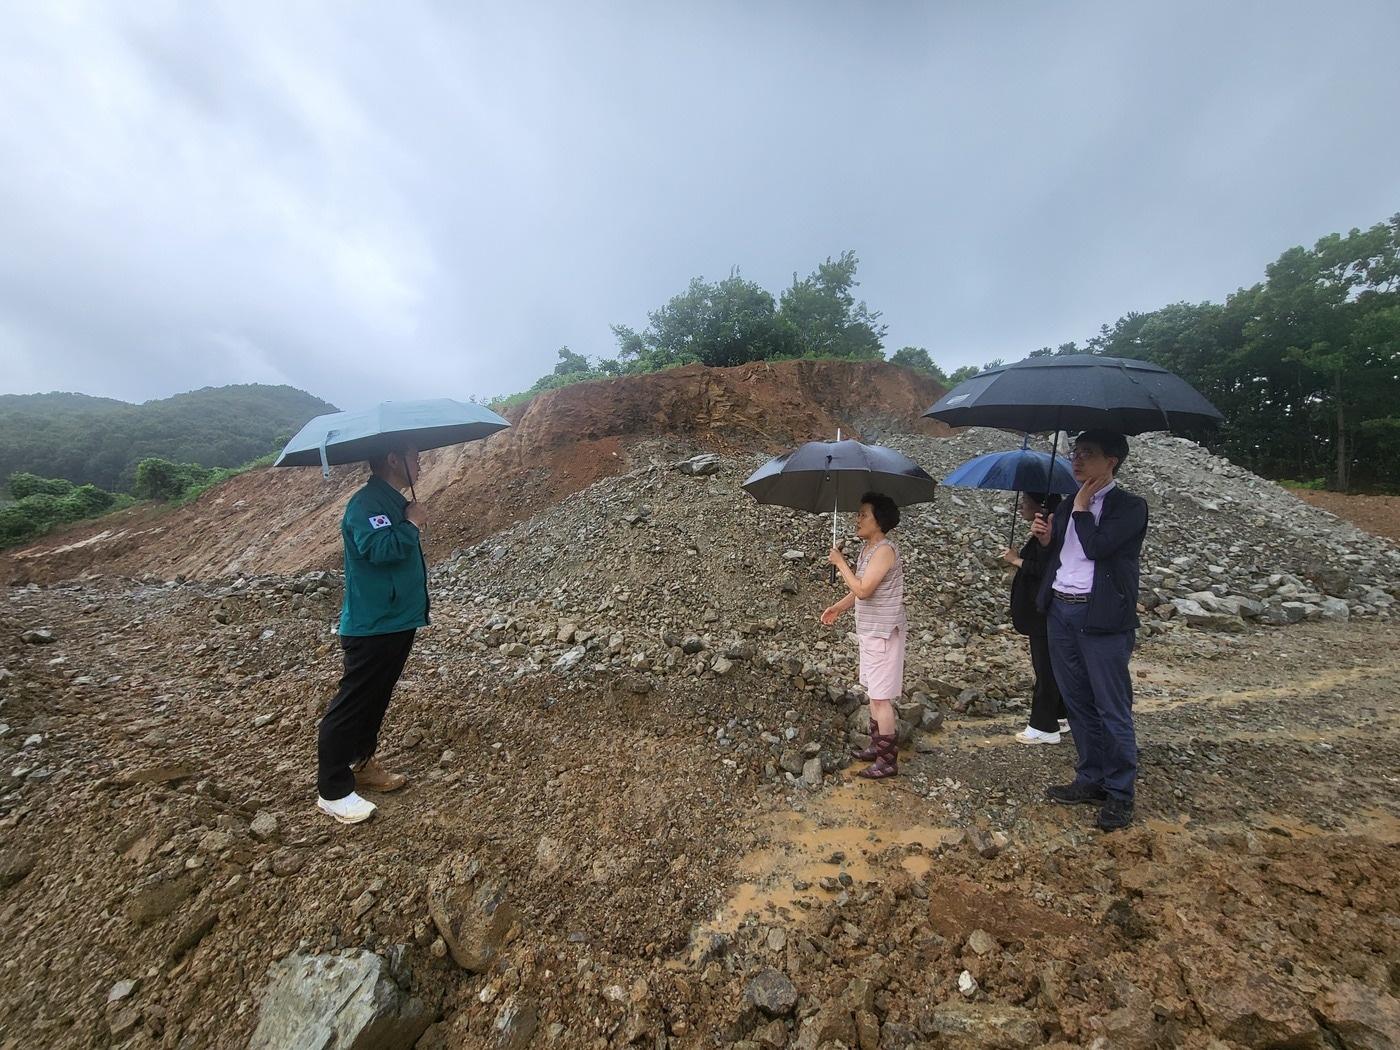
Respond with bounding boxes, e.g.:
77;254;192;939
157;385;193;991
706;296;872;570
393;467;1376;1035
1047;599;1137;801
1027;631;1067;733
317;630;416;800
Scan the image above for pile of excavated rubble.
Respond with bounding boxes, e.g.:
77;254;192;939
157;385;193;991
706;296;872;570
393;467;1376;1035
427;430;1398;709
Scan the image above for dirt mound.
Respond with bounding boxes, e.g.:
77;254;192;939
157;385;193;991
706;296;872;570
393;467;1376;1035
1295;489;1400;544
0;360;948;585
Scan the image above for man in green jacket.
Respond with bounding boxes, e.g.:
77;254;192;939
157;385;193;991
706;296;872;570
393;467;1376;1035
316;445;430;824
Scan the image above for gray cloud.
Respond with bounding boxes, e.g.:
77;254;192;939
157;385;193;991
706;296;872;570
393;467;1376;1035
2;1;1398;408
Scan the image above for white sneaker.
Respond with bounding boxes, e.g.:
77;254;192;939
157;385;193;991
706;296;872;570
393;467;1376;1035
1015;727;1062;745
316;791;377;824
1058;720;1072;734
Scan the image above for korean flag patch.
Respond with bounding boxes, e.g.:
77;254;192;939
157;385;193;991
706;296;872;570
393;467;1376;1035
368;514;392;530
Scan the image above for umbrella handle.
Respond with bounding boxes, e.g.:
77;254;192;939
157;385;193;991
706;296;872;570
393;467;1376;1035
318;430;338;480
830;428;841;585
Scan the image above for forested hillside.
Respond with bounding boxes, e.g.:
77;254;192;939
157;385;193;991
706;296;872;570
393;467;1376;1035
0;384;336;492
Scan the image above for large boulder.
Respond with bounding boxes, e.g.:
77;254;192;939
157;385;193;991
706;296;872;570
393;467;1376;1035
247;949;433;1050
674;452;723;476
1171;598;1246;632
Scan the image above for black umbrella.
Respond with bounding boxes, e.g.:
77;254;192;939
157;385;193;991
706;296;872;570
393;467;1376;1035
924;355;1224;508
742;431;937;582
923;354;1223;435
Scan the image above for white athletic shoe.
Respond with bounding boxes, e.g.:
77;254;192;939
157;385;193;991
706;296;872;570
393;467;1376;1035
316;791;377;824
1015;727;1062;745
1058;720;1072;734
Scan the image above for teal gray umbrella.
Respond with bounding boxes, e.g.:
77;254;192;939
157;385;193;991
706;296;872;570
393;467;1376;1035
742;431;937;582
275;398;511;497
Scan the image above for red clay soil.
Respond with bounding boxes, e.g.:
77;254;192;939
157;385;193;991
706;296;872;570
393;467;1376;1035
1294;489;1400;544
1;360;948;585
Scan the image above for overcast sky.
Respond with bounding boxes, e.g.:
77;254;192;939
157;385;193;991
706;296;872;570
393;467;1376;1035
2;1;1398;409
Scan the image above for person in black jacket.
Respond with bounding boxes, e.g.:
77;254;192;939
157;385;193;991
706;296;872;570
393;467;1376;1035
1002;492;1068;745
1031;430;1148;832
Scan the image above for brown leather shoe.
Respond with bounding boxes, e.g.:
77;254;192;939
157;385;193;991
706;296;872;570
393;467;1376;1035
353;757;407;792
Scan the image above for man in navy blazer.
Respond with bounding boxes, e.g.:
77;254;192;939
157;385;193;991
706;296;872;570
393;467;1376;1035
1032;429;1148;830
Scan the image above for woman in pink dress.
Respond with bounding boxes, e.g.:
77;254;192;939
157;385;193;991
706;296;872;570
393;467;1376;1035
821;491;906;779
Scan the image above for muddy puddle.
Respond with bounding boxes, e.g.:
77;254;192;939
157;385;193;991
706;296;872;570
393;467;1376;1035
705;774;960;935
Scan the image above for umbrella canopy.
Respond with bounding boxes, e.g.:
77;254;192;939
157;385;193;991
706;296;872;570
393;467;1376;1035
741;439;938;513
943;448;1078;496
923;355;1223;435
275;398;511;477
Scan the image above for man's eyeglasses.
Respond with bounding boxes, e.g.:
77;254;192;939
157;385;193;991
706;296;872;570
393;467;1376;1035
1067;448;1101;461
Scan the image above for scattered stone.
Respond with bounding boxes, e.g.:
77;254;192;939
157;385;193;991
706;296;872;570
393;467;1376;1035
966;827;1008;859
744;969;798;1017
109;1005;141;1039
965;929;998;956
794;1000;856;1050
20;628;56;645
428;875;518;973
931;1000;1041;1048
250;811;279;842
270;851;307;878
166;910;219;965
0;851;37;890
493;994;539;1050
128;879;195;925
552;646;586;672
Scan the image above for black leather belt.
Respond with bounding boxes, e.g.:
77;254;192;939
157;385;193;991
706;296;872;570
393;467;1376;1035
1053;590;1090;604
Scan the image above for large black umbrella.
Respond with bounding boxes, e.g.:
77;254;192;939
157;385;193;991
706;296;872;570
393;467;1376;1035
742;432;937;582
923;355;1223;435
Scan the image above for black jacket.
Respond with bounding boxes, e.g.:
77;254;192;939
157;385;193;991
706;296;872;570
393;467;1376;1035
1035;485;1148;634
1010;536;1052;637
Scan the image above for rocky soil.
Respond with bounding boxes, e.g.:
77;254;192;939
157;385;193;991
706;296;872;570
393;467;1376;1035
1;362;1398;1049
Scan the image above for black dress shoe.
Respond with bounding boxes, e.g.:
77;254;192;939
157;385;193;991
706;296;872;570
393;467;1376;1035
1044;782;1108;805
1096;797;1134;831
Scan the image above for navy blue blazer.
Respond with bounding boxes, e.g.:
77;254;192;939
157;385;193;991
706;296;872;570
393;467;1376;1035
1035;484;1148;634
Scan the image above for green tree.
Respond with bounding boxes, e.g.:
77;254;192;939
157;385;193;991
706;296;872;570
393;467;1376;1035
614;272;788;370
777;251;886;360
551;346;591;377
946;359;1004;385
889;347;948;383
7;472;75;499
133;458;214;501
1085;214;1400;489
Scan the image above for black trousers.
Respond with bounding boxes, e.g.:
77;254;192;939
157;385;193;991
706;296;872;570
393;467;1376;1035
1027;631;1067;733
317;630;416;800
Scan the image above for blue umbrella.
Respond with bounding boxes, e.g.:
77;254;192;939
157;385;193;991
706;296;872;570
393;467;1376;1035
943;448;1078;497
275;399;511;484
943;439;1077;548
